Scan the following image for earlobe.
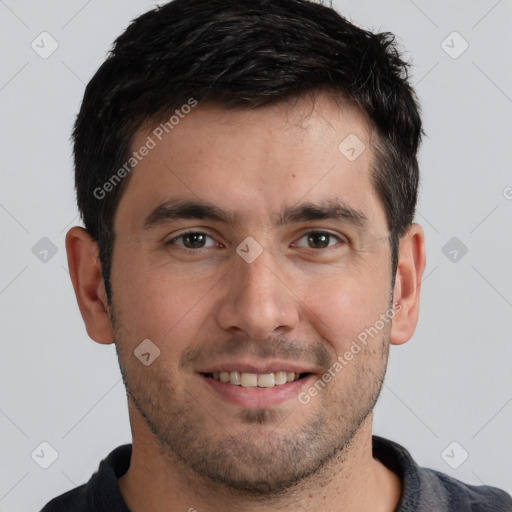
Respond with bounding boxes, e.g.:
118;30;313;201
389;223;426;346
65;226;115;344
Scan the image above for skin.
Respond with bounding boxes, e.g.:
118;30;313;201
66;92;426;512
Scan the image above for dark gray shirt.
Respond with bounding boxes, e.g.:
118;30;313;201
40;435;512;511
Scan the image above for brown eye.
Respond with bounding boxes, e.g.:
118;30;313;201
294;231;345;249
166;231;216;250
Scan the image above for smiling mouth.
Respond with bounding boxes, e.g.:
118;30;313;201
201;371;311;388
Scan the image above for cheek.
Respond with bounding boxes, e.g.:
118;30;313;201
304;272;390;350
110;248;221;342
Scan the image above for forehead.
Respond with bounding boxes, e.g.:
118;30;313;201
114;92;385;234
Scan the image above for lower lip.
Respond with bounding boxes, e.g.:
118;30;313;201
200;374;314;408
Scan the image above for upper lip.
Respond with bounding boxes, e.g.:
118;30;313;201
197;360;318;375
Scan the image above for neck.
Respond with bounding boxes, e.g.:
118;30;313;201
118;413;402;512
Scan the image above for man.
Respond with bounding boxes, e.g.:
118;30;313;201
41;0;512;510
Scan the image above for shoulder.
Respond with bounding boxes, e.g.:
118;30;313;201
372;435;512;512
424;467;512;512
39;484;87;512
38;444;132;512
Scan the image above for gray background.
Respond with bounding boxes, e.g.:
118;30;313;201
0;0;511;510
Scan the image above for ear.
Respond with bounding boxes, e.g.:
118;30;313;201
65;226;114;344
390;223;426;346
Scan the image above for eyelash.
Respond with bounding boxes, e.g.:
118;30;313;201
165;230;347;251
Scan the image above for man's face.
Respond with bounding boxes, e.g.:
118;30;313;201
109;93;394;493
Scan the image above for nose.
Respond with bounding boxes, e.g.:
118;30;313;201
215;246;300;341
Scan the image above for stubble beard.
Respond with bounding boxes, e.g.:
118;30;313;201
113;334;390;497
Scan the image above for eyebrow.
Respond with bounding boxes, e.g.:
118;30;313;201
143;197;369;230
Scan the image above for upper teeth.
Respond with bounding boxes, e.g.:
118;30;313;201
212;371;301;388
